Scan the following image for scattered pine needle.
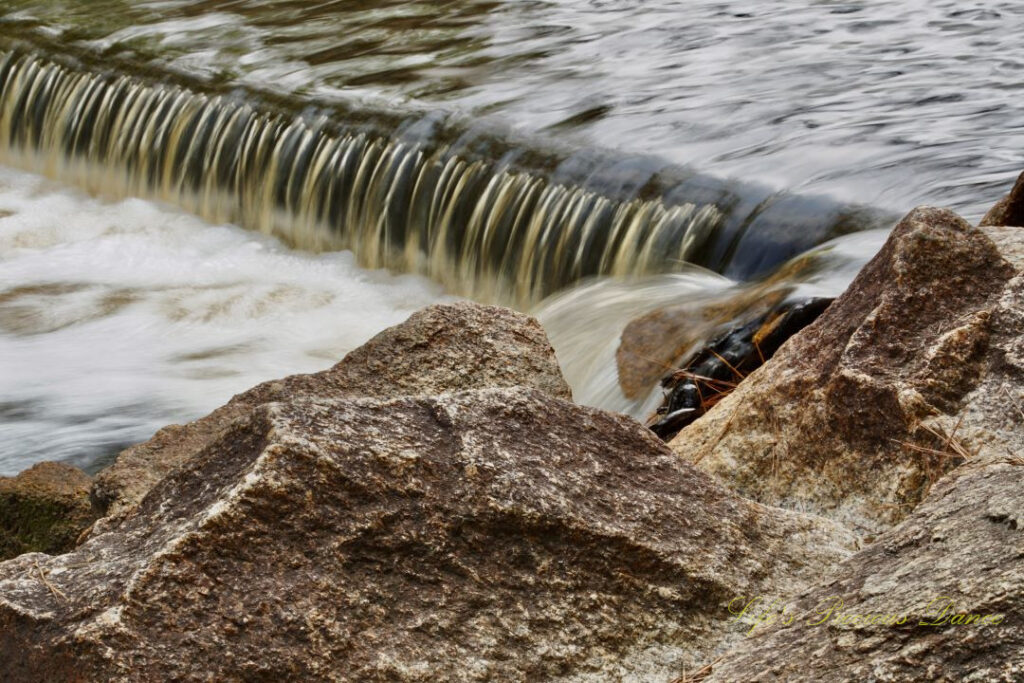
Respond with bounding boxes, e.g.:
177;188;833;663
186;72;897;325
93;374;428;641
1002;386;1024;423
671;656;724;683
918;417;974;460
708;349;745;381
667;370;739;390
938;415;966;458
890;416;979;498
891;416;974;461
890;439;965;460
33;560;67;602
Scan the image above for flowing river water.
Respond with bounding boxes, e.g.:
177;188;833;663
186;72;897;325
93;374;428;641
0;1;1021;474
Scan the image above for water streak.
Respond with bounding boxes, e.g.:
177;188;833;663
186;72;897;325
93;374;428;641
0;48;886;306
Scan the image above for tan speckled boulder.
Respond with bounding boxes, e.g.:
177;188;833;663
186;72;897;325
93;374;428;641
91;302;573;521
0;461;96;560
671;207;1020;535
0;389;853;681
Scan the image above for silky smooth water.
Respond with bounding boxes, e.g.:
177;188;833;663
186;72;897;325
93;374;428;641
0;165;449;474
2;0;1021;216
0;1;1019;473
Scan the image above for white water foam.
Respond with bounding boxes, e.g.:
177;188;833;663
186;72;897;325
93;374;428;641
0;165;450;475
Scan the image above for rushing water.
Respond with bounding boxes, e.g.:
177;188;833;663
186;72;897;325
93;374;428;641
0;165;449;474
0;1;1020;473
2;0;1021;215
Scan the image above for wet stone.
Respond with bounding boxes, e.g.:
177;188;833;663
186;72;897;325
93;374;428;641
648;297;833;440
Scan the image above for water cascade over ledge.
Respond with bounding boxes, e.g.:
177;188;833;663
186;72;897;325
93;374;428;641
0;44;892;307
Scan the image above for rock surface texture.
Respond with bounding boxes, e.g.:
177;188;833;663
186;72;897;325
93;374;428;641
706;450;1024;682
91;303;572;520
4;188;1024;681
0;388;853;681
670;207;1019;535
670;194;1024;680
0;462;96;560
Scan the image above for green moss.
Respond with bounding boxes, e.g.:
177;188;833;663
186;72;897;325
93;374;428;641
0;492;95;560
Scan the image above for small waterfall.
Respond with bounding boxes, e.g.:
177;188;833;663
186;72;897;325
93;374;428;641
0;47;890;306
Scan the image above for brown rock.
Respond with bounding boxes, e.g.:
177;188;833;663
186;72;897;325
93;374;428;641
670;207;1017;535
980;170;1024;227
705;449;1024;682
0;389;855;681
92;302;572;520
0;462;97;560
617;303;718;400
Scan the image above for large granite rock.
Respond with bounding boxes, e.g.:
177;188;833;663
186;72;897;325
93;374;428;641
667;196;1024;679
670;207;1018;535
705;447;1024;682
0;389;854;681
92;302;572;520
0;462;96;560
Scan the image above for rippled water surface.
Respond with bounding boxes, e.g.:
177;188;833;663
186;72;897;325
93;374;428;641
0;1;1021;473
3;0;1022;216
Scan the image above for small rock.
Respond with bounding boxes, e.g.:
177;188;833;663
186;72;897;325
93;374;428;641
616;287;789;400
0;462;97;560
980;170;1024;227
648;297;833;441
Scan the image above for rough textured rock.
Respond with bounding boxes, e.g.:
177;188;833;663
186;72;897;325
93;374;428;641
670;207;1018;535
92;302;572;520
705;450;1024;682
980;170;1024;227
0;462;97;560
0;389;854;681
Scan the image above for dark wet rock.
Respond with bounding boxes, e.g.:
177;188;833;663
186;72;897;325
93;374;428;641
615;255;826;401
648;297;833;441
0;462;97;560
0;389;855;681
670;207;1019;535
616;286;789;401
980;170;1024;227
91;302;572;523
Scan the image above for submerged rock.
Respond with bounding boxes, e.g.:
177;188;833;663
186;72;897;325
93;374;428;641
616;287;790;401
91;302;572;522
0;462;96;560
670;207;1020;535
0;389;854;681
615;255;825;402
